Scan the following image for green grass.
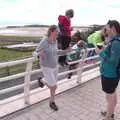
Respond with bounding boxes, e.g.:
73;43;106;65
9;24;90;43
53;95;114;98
0;61;40;78
0;48;32;61
0;35;41;46
0;48;40;78
0;35;41;78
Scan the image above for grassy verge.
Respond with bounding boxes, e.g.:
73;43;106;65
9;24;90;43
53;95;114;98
0;48;32;61
0;35;41;46
0;35;41;78
0;62;40;78
0;48;40;78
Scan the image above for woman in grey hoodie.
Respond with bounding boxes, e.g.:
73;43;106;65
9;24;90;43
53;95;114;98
36;25;59;111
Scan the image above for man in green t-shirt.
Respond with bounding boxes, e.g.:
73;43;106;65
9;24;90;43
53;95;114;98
87;28;108;57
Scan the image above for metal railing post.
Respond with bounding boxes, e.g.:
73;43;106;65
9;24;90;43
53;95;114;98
24;61;33;104
76;49;86;84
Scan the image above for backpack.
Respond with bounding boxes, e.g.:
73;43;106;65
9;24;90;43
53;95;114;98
67;44;81;61
110;37;120;78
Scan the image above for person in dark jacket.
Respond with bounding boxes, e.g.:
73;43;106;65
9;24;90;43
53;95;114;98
95;20;120;120
58;9;74;66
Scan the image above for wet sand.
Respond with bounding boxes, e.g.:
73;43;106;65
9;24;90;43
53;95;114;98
0;27;48;37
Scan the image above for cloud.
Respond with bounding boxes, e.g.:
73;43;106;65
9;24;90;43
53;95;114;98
0;0;120;26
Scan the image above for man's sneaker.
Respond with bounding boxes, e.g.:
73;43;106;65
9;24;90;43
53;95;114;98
101;111;114;119
49;102;58;111
38;77;44;88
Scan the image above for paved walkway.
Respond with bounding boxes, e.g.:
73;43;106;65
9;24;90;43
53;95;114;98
1;77;120;120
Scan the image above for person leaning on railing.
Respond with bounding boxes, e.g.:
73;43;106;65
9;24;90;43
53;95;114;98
67;31;87;79
85;28;108;64
57;9;74;67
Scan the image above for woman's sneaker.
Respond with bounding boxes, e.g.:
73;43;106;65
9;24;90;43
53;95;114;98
49;102;58;111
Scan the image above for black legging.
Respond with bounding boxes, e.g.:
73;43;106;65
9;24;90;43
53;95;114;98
58;36;71;64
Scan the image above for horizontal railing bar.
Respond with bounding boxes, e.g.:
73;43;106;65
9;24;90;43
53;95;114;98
2;63;94;95
87;48;95;51
0;79;39;95
0;48;96;69
0;69;78;94
85;55;99;60
0;72;27;83
0;69;42;83
0;60;100;96
0;94;24;105
0;67;99;105
82;67;99;76
58;69;78;76
0;57;34;68
0;84;24;95
68;55;99;65
83;61;101;69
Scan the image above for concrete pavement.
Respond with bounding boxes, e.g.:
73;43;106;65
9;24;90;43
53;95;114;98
1;77;120;120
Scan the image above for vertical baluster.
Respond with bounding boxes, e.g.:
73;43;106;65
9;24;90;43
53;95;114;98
24;61;33;104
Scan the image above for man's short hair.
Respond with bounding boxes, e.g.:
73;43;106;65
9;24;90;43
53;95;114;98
65;9;74;18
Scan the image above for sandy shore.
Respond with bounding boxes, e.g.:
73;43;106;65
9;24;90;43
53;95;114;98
0;27;48;37
0;26;89;37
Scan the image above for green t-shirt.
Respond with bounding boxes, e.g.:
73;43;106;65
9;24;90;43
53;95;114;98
67;47;81;61
88;30;103;46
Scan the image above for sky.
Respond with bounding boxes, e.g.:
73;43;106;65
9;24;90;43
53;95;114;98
0;0;120;27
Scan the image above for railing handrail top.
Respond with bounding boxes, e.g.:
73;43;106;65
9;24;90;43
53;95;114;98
0;47;96;68
0;57;34;68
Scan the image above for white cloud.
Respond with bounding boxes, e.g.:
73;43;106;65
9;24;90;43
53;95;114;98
0;0;120;26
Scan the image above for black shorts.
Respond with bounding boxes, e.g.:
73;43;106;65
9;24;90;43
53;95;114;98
58;36;71;50
101;76;119;94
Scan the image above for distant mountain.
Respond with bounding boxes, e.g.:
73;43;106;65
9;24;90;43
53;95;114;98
6;26;22;28
23;24;49;27
6;24;50;28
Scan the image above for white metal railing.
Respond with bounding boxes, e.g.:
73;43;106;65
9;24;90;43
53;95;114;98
0;48;100;106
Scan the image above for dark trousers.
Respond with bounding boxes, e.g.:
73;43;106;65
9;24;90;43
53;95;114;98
68;63;78;77
87;43;96;57
58;36;71;64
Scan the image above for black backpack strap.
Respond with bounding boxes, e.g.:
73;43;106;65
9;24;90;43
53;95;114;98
113;37;120;41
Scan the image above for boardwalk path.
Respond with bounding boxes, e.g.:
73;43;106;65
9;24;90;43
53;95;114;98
2;77;120;120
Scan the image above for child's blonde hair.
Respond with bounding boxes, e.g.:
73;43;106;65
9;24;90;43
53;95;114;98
77;40;86;49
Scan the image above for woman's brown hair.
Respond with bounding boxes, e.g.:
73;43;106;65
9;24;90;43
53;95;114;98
47;25;57;37
65;9;74;18
107;20;120;34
